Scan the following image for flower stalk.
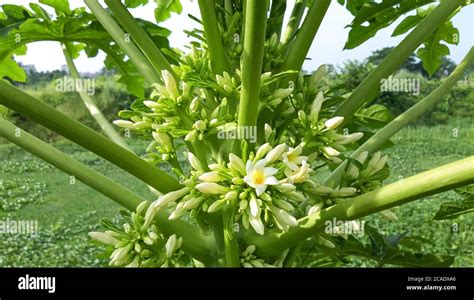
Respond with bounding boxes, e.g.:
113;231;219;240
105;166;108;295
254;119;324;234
245;156;474;258
62;43;129;149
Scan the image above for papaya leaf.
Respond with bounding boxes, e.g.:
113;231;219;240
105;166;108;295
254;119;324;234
417;21;459;77
154;0;182;23
39;0;71;16
433;199;474;220
341;0;435;50
354;104;394;128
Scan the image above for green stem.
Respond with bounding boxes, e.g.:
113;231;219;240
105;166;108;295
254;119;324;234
62;43;129;150
0;117;214;264
245;156;474;258
282;242;302;267
269;0;286;40
0;80;181;193
223;205;240;267
104;0;176;80
237;0;269;138
84;0;160;85
280;0;330;73
281;0;306;45
198;0;228;75
332;0;466;122
324;46;474;187
224;0;233;29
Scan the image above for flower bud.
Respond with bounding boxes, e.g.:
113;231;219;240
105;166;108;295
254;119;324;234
265;143;287;164
193;120;207;131
162;70;179;99
89;231;120;245
330;187;357;198
152;131;173;152
152;187;191;209
309;91;324;124
249;215;265;235
165;234;178;258
228;153;246;175
254;143;272;161
264;123;273;141
207;198;227;213
272;88;293;99
324;116;344;130
199;171;224;182
113;120;135;129
187;152;203;171
269;205;298;227
322;146;340;157
249;194;260;217
196;182;228;194
338;132;364;145
379;209;398;221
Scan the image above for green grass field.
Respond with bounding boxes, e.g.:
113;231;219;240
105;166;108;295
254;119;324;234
0;122;472;267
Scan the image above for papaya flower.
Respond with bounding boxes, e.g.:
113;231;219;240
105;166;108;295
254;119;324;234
244;159;278;196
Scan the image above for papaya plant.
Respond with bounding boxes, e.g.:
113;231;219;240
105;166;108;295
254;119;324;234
0;0;473;267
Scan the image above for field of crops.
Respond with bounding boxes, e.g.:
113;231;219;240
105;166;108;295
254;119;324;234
0;121;472;267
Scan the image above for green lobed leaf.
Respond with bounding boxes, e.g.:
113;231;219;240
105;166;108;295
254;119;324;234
39;0;72;16
417;20;460;77
433;199;474;220
342;0;436;49
354;104;394;128
154;0;182;22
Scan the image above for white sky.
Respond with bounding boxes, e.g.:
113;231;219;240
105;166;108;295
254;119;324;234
8;0;474;73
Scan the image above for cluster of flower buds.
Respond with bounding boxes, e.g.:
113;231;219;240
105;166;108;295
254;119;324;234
263;33;285;71
89;201;186;267
295;91;364;163
240;245;274;268
143;140;317;235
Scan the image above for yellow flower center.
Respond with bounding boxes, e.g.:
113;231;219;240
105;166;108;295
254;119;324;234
252;169;265;185
287;152;298;162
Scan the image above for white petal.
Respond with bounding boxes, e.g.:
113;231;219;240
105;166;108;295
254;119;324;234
264;167;278;176
255;184;267;196
264;176;278;185
249;216;265;235
249;197;259;217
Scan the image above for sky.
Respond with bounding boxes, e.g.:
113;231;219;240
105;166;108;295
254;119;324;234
8;0;474;73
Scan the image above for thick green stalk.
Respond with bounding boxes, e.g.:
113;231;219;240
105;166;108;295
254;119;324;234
104;0;176;79
280;0;330;72
237;0;269;136
0;117;214;264
281;0;306;45
0;117;140;211
0;80;181;193
62;44;129;150
84;0;160;85
325;46;474;187
246;156;474;258
198;0;228;75
223;206;240;267
332;0;466;121
269;0;286;40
